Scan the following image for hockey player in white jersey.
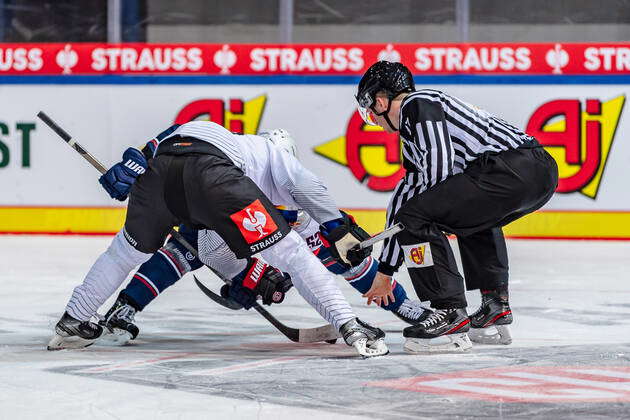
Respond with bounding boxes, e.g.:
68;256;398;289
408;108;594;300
48;121;389;357
94;129;428;345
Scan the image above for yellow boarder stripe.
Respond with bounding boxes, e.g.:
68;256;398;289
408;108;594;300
0;207;126;234
1;207;630;239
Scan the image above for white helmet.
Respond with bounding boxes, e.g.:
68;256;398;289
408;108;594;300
259;128;298;158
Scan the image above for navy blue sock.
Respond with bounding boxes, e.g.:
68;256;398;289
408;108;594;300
123;225;202;310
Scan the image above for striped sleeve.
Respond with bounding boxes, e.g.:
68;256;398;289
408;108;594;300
377;96;454;275
400;95;455;190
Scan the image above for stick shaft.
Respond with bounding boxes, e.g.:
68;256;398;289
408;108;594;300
37;111;108;174
358;222;404;249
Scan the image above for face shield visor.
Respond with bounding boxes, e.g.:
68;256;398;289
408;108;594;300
355;89;379;126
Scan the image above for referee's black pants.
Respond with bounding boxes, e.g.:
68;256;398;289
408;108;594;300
394;145;558;309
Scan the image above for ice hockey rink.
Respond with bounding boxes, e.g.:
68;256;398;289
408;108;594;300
1;235;629;419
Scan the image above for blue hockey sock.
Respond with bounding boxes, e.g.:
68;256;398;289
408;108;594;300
122;225;202;310
344;257;407;312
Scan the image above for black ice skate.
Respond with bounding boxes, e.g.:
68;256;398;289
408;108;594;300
393;299;432;325
468;291;513;345
402;308;472;353
98;294;140;346
47;311;103;350
339;317;389;357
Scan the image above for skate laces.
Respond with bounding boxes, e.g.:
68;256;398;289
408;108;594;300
396;299;428;320
107;303;136;324
419;309;448;327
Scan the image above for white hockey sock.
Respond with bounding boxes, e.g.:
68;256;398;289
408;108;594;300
261;230;355;331
65;230;153;321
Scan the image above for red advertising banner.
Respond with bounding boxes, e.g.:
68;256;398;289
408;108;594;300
1;43;630;75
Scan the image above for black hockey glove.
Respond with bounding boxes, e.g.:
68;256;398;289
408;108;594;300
222;258;293;309
320;211;372;267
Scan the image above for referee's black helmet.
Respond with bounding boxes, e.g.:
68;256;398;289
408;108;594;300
356;62;415;110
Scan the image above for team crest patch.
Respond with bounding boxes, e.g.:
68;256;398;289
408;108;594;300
230;199;279;244
402;243;434;268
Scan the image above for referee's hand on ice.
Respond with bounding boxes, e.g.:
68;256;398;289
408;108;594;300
363;272;395;307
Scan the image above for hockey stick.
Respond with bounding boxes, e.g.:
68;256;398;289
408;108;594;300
172;230;340;343
37;111;340;344
193;276;243;310
355;222;404;250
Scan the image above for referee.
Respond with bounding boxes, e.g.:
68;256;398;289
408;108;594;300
357;61;558;353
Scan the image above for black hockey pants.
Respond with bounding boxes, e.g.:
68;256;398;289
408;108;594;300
394;144;558;309
123;143;290;258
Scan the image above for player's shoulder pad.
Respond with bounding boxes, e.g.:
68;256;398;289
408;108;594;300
400;90;445;123
156;124;181;141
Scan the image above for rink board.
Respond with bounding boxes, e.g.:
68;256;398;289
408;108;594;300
1;77;629;237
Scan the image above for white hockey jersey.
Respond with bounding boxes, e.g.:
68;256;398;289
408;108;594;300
159;121;341;225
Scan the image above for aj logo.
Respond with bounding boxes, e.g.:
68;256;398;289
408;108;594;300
314;111;404;191
526;95;625;198
409;245;425;265
174;95;267;134
243;208;268;238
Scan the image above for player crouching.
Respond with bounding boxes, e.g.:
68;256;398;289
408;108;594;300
48;121;389;358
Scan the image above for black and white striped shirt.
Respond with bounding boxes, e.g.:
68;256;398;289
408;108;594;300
378;89;535;274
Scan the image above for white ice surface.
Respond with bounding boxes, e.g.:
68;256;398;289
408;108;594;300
1;235;629;419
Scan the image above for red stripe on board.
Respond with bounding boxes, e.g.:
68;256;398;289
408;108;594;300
0;205;125;210
0;231;117;236
505;235;630;241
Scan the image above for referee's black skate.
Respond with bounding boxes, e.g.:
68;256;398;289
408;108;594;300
393;299;431;325
98;293;140;346
47;312;103;350
402;308;472;353
468;291;513;345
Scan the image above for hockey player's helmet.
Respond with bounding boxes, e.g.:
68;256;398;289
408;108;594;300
356;61;415;125
259;128;298;158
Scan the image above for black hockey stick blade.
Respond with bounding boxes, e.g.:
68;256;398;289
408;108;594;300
175;230;340;343
193;275;243;310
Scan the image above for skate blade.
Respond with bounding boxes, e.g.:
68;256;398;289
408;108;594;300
469;325;512;345
404;333;472;354
353;338;389;358
95;329;133;347
47;333;96;351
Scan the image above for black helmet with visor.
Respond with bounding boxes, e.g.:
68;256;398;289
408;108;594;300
355;61;415;131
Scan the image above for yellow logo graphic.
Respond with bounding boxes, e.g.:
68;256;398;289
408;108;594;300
526;95;625;198
174;94;267;134
409;245;425;265
314;111;404;191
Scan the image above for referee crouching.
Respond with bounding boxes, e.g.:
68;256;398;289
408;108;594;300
357;61;558;353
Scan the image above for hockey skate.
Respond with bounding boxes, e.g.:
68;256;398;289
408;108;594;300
393;299;431;325
340;318;389;358
403;308;472;353
47;312;103;350
97;294;140;346
468;291;513;345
